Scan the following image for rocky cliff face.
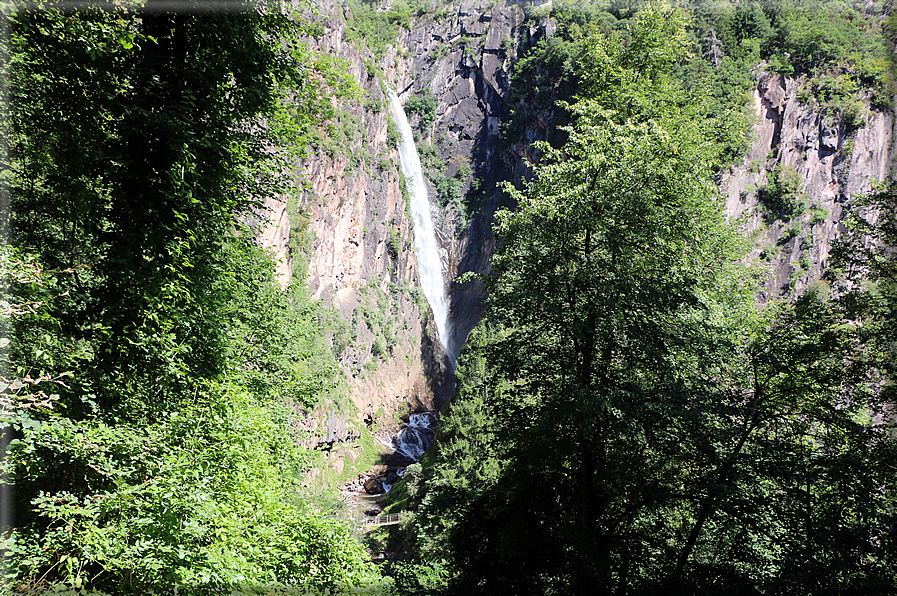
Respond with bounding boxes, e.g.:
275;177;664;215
389;0;528;360
253;0;545;441
254;2;895;448
255;196;293;290
722;71;896;299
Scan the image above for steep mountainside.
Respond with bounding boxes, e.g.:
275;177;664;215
256;0;895;451
255;0;546;446
723;71;895;299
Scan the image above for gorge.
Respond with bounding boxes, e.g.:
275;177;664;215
259;0;896;469
261;2;897;590
4;0;896;593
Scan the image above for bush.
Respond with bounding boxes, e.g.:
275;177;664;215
760;164;805;220
435;173;464;206
388;228;402;260
391;560;450;595
4;383;384;592
345;0;412;58
405;92;438;132
810;204;829;225
386;114;401;150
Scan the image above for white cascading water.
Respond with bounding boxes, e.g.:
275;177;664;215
374;413;437;492
376;413;437;461
387;90;453;363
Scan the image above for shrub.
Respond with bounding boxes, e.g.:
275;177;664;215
387;228;401;260
799;252;812;270
386;114;401;149
405;91;438;131
760;164;805;220
810;204;829;225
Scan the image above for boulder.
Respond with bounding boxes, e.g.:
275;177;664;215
364;478;384;495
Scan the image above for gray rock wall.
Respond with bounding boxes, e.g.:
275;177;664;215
722;71;895;300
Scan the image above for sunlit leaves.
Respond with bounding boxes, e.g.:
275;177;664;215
4;3;382;592
410;2;896;593
2;383;384;592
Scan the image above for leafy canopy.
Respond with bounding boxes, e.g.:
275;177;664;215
399;4;897;594
1;1;386;592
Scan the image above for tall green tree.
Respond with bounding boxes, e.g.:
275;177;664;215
424;6;754;592
6;1;335;418
833;182;897;406
410;4;896;594
2;1;385;592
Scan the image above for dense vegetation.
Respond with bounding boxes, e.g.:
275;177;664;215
1;2;388;593
3;0;896;594
508;0;894;158
345;0;434;58
385;3;897;594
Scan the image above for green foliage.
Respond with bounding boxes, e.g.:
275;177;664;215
312;108;367;167
809;203;830;225
799;73;870;127
351;278;406;364
1;248;387;593
364;58;379;81
509;0;751;164
434;175;464;208
417;142;471;222
799;251;812;270
404;91;438;132
287;196;315;281
222;239;339;407
410;325;504;562
402;5;897;593
780;5;858;69
345;0;412;58
778;222;802;245
3;4;384;592
831;182;897;407
760;163;806;220
386;112;401;150
387;227;402;261
710;1;776;65
701;0;895;98
3;382;383;592
510;33;580;111
390;560;449;595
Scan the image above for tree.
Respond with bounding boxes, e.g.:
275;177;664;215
833;182;897;406
410;4;896;594
2;2;385;592
460;93;752;596
6;2;335;418
421;6;754;593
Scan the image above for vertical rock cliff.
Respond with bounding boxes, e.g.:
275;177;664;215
722;71;895;299
254;1;542;442
254;1;895;452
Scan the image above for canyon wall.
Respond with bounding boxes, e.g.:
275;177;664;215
255;1;895;446
253;0;543;445
722;71;896;299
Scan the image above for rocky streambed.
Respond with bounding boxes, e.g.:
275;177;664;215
340;411;438;518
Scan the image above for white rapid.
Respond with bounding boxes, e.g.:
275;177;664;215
376;413;438;463
387;90;453;363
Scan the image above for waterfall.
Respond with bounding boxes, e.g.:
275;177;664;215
379;413;437;462
387;90;454;364
374;412;438;492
